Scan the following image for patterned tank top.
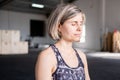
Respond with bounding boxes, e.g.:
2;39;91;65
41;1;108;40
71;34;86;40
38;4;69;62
50;44;85;80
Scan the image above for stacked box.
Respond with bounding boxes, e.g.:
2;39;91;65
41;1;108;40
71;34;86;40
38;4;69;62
11;30;20;42
1;30;11;42
19;42;28;53
113;30;120;52
11;42;28;54
1;42;11;54
0;30;1;41
0;30;1;53
1;30;20;43
11;42;20;54
107;32;113;52
0;44;2;53
0;30;28;55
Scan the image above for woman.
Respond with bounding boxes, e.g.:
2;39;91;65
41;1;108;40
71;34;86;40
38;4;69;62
35;4;90;80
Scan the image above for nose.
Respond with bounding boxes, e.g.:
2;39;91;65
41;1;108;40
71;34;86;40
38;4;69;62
77;24;82;31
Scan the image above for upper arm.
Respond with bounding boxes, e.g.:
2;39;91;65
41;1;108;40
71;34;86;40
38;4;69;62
35;50;54;80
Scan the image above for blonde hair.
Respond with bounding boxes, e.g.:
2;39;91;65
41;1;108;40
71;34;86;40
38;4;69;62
47;4;85;40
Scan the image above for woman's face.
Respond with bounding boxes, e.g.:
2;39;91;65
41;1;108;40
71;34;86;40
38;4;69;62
59;13;83;42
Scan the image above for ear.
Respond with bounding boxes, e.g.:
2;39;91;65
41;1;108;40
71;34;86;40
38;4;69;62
58;24;62;32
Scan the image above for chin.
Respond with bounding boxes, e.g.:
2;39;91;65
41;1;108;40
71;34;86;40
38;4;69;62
74;39;80;42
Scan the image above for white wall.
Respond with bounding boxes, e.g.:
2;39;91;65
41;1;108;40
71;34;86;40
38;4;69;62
105;0;120;32
1;0;112;51
1;0;119;51
0;10;52;46
73;0;101;51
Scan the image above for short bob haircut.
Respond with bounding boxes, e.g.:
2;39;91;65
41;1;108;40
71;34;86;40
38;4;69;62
47;4;86;41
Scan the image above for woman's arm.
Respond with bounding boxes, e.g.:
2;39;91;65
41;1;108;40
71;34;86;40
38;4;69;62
35;49;54;80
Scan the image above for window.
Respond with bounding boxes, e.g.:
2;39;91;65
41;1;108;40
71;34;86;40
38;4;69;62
80;25;86;43
30;20;45;37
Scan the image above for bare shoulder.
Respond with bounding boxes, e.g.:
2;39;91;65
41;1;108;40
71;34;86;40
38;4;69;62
35;46;56;80
75;48;88;64
37;47;55;62
75;48;86;59
36;46;56;73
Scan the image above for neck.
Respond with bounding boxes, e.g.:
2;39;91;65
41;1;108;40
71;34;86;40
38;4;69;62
55;39;73;50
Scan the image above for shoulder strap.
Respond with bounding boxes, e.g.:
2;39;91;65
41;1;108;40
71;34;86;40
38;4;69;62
74;49;84;68
50;44;57;55
50;44;62;62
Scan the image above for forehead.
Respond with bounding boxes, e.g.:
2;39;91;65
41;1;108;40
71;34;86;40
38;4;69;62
67;13;83;22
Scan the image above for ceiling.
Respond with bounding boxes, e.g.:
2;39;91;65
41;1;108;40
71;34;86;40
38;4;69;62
0;0;77;16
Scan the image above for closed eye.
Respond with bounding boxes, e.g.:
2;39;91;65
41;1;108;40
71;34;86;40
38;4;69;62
70;21;83;26
71;21;77;26
71;23;76;26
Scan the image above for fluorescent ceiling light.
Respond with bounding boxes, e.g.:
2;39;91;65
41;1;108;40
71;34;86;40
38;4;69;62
32;3;44;8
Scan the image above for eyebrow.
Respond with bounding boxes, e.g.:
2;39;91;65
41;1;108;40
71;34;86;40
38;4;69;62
71;21;82;24
69;21;78;23
67;20;83;24
71;21;84;26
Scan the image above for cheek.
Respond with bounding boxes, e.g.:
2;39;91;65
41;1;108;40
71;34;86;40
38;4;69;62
61;25;74;35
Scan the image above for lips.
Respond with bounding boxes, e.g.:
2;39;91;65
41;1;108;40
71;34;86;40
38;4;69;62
74;34;81;37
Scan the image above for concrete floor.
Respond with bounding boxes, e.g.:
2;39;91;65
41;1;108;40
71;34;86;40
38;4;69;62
0;51;120;80
87;52;120;80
